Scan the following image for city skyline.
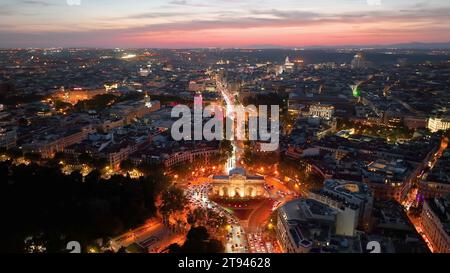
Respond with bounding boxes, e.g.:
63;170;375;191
1;0;450;48
1;47;449;254
1;0;450;257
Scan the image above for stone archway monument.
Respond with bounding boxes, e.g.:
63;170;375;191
211;168;266;199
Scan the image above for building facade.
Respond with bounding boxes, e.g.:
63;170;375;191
421;197;450;253
163;147;220;168
0;126;17;149
276;199;337;253
428;117;450;133
309;179;374;233
211;168;266;199
309;103;335;120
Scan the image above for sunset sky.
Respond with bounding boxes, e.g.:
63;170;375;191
1;0;450;48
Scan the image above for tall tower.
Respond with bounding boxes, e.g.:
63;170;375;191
284;56;294;72
144;92;152;108
351;52;367;69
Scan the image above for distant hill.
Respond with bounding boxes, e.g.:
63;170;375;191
248;42;450;50
383;42;450;49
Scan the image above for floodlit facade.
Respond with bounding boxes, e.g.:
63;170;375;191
211;168;266;198
421;197;450;253
309;103;335;120
428;117;450;133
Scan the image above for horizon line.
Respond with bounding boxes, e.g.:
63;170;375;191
1;41;450;51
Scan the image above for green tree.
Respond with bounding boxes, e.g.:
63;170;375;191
85;169;101;184
24;152;41;162
160;186;187;216
170;226;224;253
5;148;23;159
120;159;134;172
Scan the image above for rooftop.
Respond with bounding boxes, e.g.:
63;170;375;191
280;198;337;249
427;196;450;236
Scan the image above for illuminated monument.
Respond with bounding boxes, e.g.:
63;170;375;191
211;168;266;199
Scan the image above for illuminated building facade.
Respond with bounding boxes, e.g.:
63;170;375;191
211;168;266;198
162;147;220;168
309;103;335;120
421;197;450;253
0;126;17;149
52;87;109;105
109;99;161;125
428;117;450;133
24;126;96;158
284;56;295;72
351;52;369;69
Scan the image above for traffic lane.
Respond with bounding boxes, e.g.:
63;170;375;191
186;183;248;253
135;223;186;253
151;233;186;253
113;219;161;247
265;175;312;193
113;220;180;252
226;225;248;253
247;233;276;253
265;176;291;193
247;199;275;232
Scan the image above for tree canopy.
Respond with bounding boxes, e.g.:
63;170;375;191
0;160;167;253
168;226;224;253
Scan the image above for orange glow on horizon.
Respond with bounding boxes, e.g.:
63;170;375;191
121;21;448;48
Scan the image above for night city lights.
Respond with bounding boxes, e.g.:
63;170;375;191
0;0;450;271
